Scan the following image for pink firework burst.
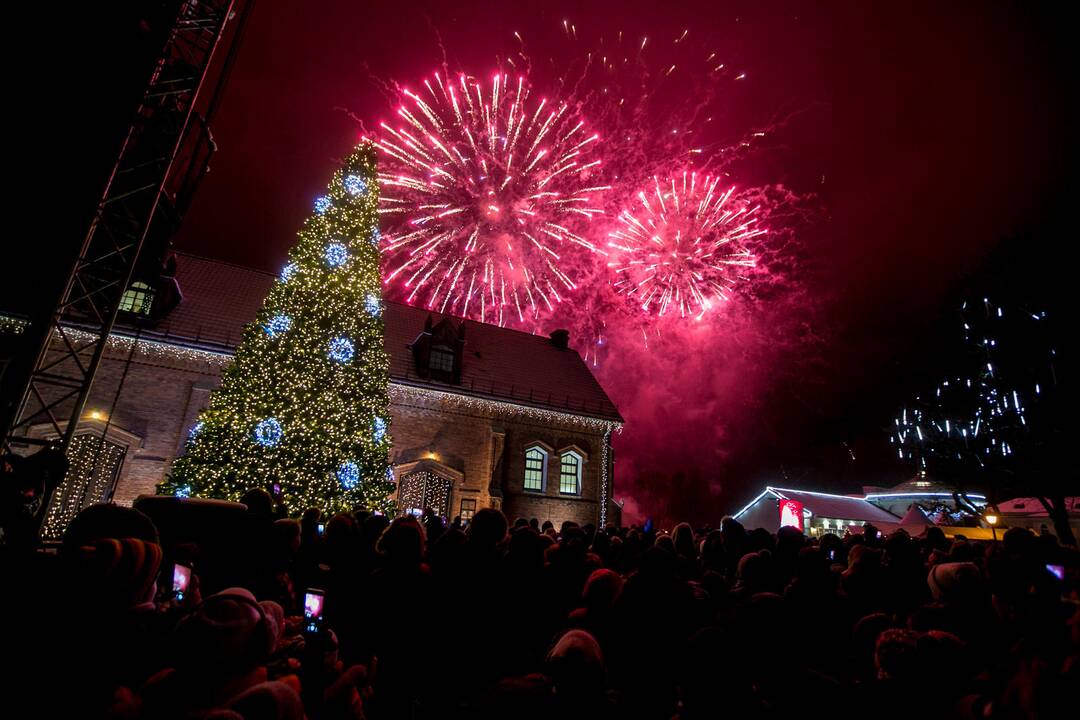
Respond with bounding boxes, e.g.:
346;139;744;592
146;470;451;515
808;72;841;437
376;72;609;326
608;173;763;320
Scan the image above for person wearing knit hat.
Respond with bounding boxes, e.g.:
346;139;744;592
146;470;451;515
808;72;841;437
140;589;279;718
568;568;624;648
77;537;163;609
580;568;624;614
259;600;286;651
927;561;985;608
545;629;607;709
175;587;277;677
874;628;921;682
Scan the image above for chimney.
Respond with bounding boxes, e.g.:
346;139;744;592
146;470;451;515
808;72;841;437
549;329;570;350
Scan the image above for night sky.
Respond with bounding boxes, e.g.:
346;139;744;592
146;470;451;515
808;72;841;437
13;1;1074;524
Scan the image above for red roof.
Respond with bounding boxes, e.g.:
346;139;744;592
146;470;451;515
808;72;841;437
141;254;621;422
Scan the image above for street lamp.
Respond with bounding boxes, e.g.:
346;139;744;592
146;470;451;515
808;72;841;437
985;510;999;543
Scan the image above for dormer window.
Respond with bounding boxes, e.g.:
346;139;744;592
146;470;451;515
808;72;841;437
410;315;464;383
429;345;454;373
119;282;154;315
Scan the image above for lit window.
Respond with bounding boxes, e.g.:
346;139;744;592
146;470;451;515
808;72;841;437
119;282;153;315
429;345;454;373
460;498;476;522
524;446;547;492
559;451;582;495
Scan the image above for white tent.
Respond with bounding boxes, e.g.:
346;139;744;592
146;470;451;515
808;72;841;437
898;503;933;529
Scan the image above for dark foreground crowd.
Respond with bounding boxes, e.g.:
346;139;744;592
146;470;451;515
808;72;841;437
3;490;1078;720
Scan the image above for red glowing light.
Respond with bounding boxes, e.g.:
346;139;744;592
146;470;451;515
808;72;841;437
779;499;804;531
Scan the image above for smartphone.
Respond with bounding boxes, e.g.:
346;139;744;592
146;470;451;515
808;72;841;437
172;563;192;601
303;589;325;634
317;523;325;536
828;549;836;561
1046;564;1065;581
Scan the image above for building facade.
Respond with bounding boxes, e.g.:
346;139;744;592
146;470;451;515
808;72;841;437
9;254;622;534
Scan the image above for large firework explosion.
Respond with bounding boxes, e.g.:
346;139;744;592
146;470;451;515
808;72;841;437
608;173;762;320
375;72;609;327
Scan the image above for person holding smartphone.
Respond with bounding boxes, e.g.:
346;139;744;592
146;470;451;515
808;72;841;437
303;588;326;635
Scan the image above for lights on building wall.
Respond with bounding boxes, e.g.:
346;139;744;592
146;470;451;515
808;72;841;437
390;384;622;434
0;314;29;334
599;427;613;527
41;434;127;540
397;470;453;518
56;327;234;368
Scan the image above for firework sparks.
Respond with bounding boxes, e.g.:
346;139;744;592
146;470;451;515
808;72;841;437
607;173;762;320
892;298;1054;472
376;72;609;326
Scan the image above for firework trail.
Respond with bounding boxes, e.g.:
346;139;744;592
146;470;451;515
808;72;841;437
375;72;609;327
608;173;762;320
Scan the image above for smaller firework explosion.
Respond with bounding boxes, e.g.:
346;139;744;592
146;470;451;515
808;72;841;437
607;173;762;320
892;298;1054;472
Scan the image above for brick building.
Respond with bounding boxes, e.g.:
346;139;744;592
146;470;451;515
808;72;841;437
10;254;623;532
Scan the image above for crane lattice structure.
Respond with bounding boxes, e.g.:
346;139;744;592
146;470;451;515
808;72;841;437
4;0;239;452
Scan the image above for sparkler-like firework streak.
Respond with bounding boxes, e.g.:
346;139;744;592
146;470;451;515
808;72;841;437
892;298;1054;474
607;173;762;320
376;72;609;326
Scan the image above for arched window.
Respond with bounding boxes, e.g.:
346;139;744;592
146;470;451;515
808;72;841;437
119;282;154;315
559;451;582;495
524;446;547;492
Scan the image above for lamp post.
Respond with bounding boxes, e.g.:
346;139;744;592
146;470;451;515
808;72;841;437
985;510;999;543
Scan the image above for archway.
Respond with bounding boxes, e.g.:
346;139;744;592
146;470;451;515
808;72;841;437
42;433;128;538
398;470;453;519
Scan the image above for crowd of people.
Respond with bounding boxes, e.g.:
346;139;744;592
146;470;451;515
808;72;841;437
3;488;1078;719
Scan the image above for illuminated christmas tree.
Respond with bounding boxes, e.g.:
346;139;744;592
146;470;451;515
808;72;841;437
162;143;394;513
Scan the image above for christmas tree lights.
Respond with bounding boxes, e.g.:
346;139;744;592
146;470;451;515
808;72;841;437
162;143;394;513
